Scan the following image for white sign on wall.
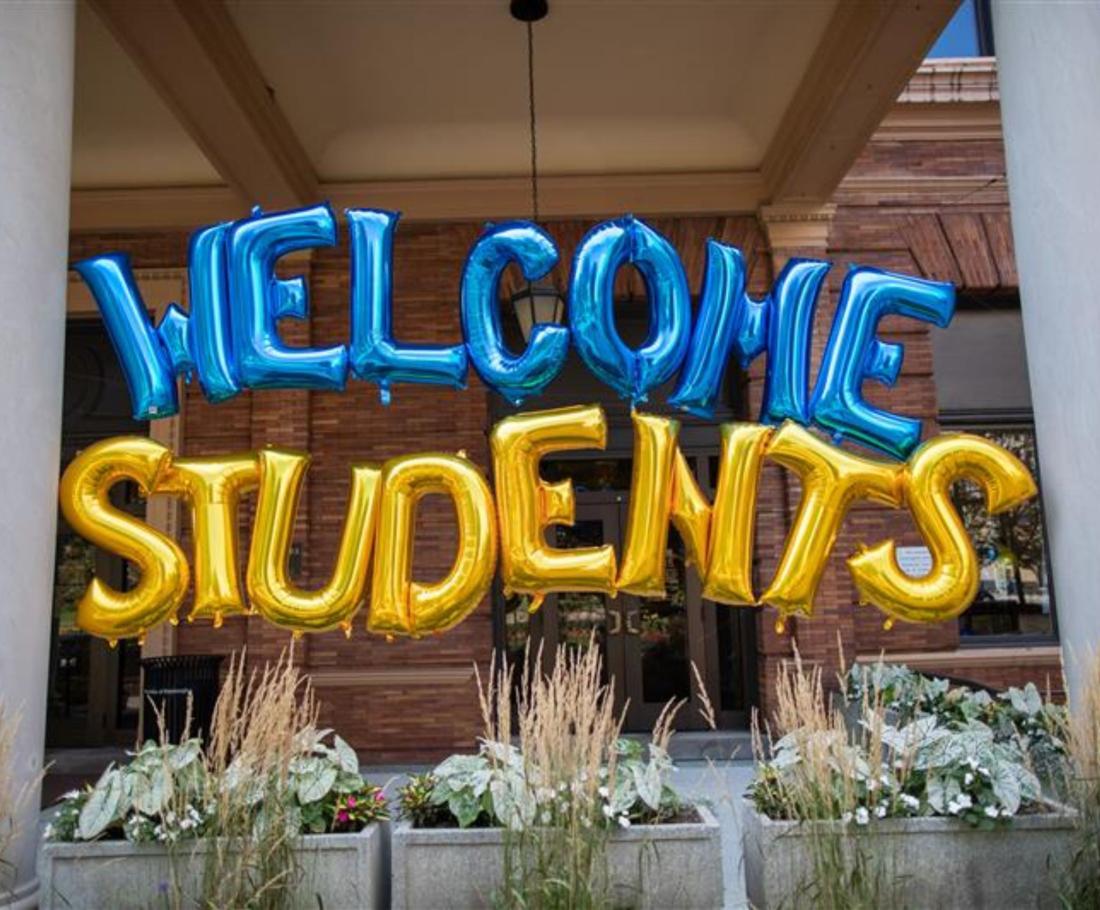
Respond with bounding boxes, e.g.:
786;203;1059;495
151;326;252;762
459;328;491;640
896;546;933;579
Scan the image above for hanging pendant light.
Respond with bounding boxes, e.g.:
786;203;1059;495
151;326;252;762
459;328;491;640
508;0;564;343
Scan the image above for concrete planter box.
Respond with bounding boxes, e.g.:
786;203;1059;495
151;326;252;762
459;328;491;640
38;823;387;909
741;798;1076;909
391;805;722;909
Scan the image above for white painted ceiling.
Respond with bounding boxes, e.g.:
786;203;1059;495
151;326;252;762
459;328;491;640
71;0;838;189
72;2;221;188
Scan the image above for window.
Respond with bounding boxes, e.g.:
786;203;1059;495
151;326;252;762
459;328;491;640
928;0;995;59
933;301;1056;642
942;420;1055;641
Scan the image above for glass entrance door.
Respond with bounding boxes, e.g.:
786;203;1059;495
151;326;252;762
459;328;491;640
48;319;145;748
501;466;753;732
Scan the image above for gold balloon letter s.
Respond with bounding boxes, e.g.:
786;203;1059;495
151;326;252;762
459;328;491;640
58;437;189;641
849;433;1037;624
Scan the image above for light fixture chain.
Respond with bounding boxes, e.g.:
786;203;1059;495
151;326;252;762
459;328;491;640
527;20;539;224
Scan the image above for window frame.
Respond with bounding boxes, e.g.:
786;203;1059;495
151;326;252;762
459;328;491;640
939;409;1058;648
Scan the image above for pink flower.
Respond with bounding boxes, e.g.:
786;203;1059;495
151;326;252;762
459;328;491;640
347;796;357;809
374;791;385;802
336;810;349;823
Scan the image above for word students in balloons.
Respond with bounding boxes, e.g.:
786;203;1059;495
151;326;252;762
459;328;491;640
63;204;1038;645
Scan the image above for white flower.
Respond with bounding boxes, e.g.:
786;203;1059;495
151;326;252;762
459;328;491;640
841;812;853;824
1000;807;1013;818
947;801;960;815
875;804;887;818
955;794;973;810
854;807;870;826
964;772;974;786
597;786;610;799
62;790;81;800
42;824;54;840
984;806;999;818
900;794;920;811
617;815;631;829
602;805;614;818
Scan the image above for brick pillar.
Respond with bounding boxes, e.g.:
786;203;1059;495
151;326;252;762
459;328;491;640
754;203;838;718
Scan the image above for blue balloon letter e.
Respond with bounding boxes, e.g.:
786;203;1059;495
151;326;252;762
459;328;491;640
810;268;955;460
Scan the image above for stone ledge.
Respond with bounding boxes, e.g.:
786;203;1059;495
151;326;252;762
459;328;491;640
900;56;999;104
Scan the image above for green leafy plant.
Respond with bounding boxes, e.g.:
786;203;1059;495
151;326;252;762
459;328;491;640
755;668;1044;830
750;651;1051;909
45;730;385;845
45;649;387;910
413;735;684;834
844;662;1068;790
403;641;691;909
397;773;451;829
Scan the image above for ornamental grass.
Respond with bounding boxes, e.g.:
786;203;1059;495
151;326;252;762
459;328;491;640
750;647;905;909
1055;651;1100;907
477;639;684;910
0;701;22;898
193;647;318;910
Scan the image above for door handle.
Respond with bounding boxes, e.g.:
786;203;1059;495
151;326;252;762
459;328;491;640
608;609;622;635
625;609;641;636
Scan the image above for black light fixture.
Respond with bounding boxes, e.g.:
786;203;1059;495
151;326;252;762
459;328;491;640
508;0;564;343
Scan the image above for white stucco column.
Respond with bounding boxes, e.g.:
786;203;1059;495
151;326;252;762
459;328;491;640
0;2;75;906
992;2;1100;707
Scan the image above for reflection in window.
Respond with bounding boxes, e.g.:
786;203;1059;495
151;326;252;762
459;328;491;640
541;458;633;492
638;530;691;704
952;426;1054;639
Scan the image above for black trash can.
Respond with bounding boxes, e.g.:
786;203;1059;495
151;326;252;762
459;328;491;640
141;655;224;746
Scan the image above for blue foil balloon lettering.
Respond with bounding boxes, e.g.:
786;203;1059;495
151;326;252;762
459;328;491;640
187;222;241;402
460;221;567;406
810;267;955;459
347;209;468;404
569;216;691;405
226;203;347;390
669;241;766;418
759;259;831;426
73;253;182;420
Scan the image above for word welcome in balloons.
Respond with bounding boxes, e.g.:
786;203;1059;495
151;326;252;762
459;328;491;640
63;206;1038;645
77;205;957;460
60;406;1036;645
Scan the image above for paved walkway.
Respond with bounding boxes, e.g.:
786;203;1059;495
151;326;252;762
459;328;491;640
674;760;754;910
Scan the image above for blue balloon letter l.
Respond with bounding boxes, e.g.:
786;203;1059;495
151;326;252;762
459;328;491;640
226;203;347;391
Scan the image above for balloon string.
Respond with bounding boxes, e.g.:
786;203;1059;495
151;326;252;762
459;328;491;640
527;20;539;225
